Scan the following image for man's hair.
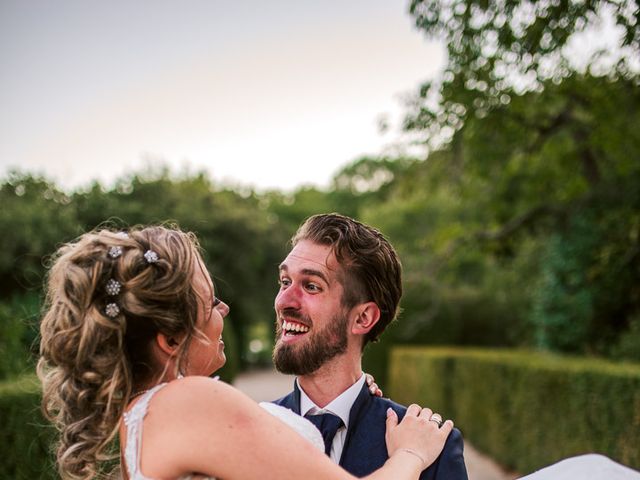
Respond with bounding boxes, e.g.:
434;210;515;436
292;213;402;346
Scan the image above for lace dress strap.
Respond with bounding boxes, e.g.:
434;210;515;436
123;384;167;480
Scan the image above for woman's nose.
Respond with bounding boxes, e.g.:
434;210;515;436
217;300;230;318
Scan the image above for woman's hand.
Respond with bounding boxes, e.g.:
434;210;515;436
365;373;383;397
384;404;453;471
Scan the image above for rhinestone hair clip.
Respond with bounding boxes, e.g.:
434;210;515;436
105;278;121;296
144;249;159;264
105;303;120;318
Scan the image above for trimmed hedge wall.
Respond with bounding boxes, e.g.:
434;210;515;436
389;347;640;475
0;374;56;479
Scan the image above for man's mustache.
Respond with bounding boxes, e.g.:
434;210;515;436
276;308;311;326
279;308;302;320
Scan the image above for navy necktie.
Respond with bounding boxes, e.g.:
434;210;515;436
305;412;344;456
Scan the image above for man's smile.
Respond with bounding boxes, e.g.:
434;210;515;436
282;319;310;335
278;316;312;344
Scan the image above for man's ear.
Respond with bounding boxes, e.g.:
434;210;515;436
351;302;381;336
155;332;183;357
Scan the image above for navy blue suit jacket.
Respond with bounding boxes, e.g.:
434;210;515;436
273;381;468;479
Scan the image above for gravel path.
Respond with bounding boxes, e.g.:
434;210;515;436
233;368;518;480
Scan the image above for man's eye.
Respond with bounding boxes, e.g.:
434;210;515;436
213;297;221;307
278;278;291;287
305;283;321;292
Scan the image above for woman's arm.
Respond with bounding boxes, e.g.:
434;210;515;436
138;376;451;480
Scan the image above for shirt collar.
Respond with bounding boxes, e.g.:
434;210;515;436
298;374;366;429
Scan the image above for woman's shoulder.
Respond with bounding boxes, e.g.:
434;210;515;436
150;376;225;405
164;375;226;394
134;376;248;478
148;376;254;422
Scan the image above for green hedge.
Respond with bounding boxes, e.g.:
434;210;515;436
389;347;640;475
0;293;41;381
0;374;56;479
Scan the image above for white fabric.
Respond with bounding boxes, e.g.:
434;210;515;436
519;454;640;480
258;402;324;452
298;373;366;463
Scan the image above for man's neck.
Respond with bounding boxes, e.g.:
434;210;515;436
297;356;362;408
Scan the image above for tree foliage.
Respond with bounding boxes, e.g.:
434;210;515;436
0;172;77;297
386;0;640;361
0;168;291;379
405;0;639;147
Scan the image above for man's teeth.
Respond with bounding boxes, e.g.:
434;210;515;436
282;320;310;334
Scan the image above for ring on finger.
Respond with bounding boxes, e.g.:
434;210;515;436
429;413;444;427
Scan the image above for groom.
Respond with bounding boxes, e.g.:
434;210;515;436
272;213;468;479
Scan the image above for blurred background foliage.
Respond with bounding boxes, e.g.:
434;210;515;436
1;0;639;389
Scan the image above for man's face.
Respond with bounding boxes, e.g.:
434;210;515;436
272;240;351;375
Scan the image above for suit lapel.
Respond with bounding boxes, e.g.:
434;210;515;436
277;379;302;414
339;383;372;466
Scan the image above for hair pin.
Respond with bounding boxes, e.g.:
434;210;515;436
105;279;121;296
144;249;159;264
105;303;120;318
108;246;123;259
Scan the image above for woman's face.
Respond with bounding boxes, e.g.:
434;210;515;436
185;259;229;376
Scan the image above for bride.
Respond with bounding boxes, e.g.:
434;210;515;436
38;226;453;480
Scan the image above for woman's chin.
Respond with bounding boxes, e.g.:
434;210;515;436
209;356;226;376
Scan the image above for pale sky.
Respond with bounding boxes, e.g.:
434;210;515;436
0;1;444;192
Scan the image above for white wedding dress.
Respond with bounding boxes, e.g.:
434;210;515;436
519;454;640;480
122;383;323;480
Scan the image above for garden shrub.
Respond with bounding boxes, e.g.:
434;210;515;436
389;347;640;474
0;293;41;381
0;374;56;479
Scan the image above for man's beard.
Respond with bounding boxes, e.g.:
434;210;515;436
272;311;349;376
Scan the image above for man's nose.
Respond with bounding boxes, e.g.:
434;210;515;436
275;284;301;312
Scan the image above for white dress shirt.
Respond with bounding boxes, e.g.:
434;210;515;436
298;374;366;463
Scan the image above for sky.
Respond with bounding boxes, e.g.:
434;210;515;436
0;1;444;192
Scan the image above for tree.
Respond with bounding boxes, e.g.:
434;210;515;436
405;0;639;148
394;0;640;358
0;172;79;298
73;168;289;372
